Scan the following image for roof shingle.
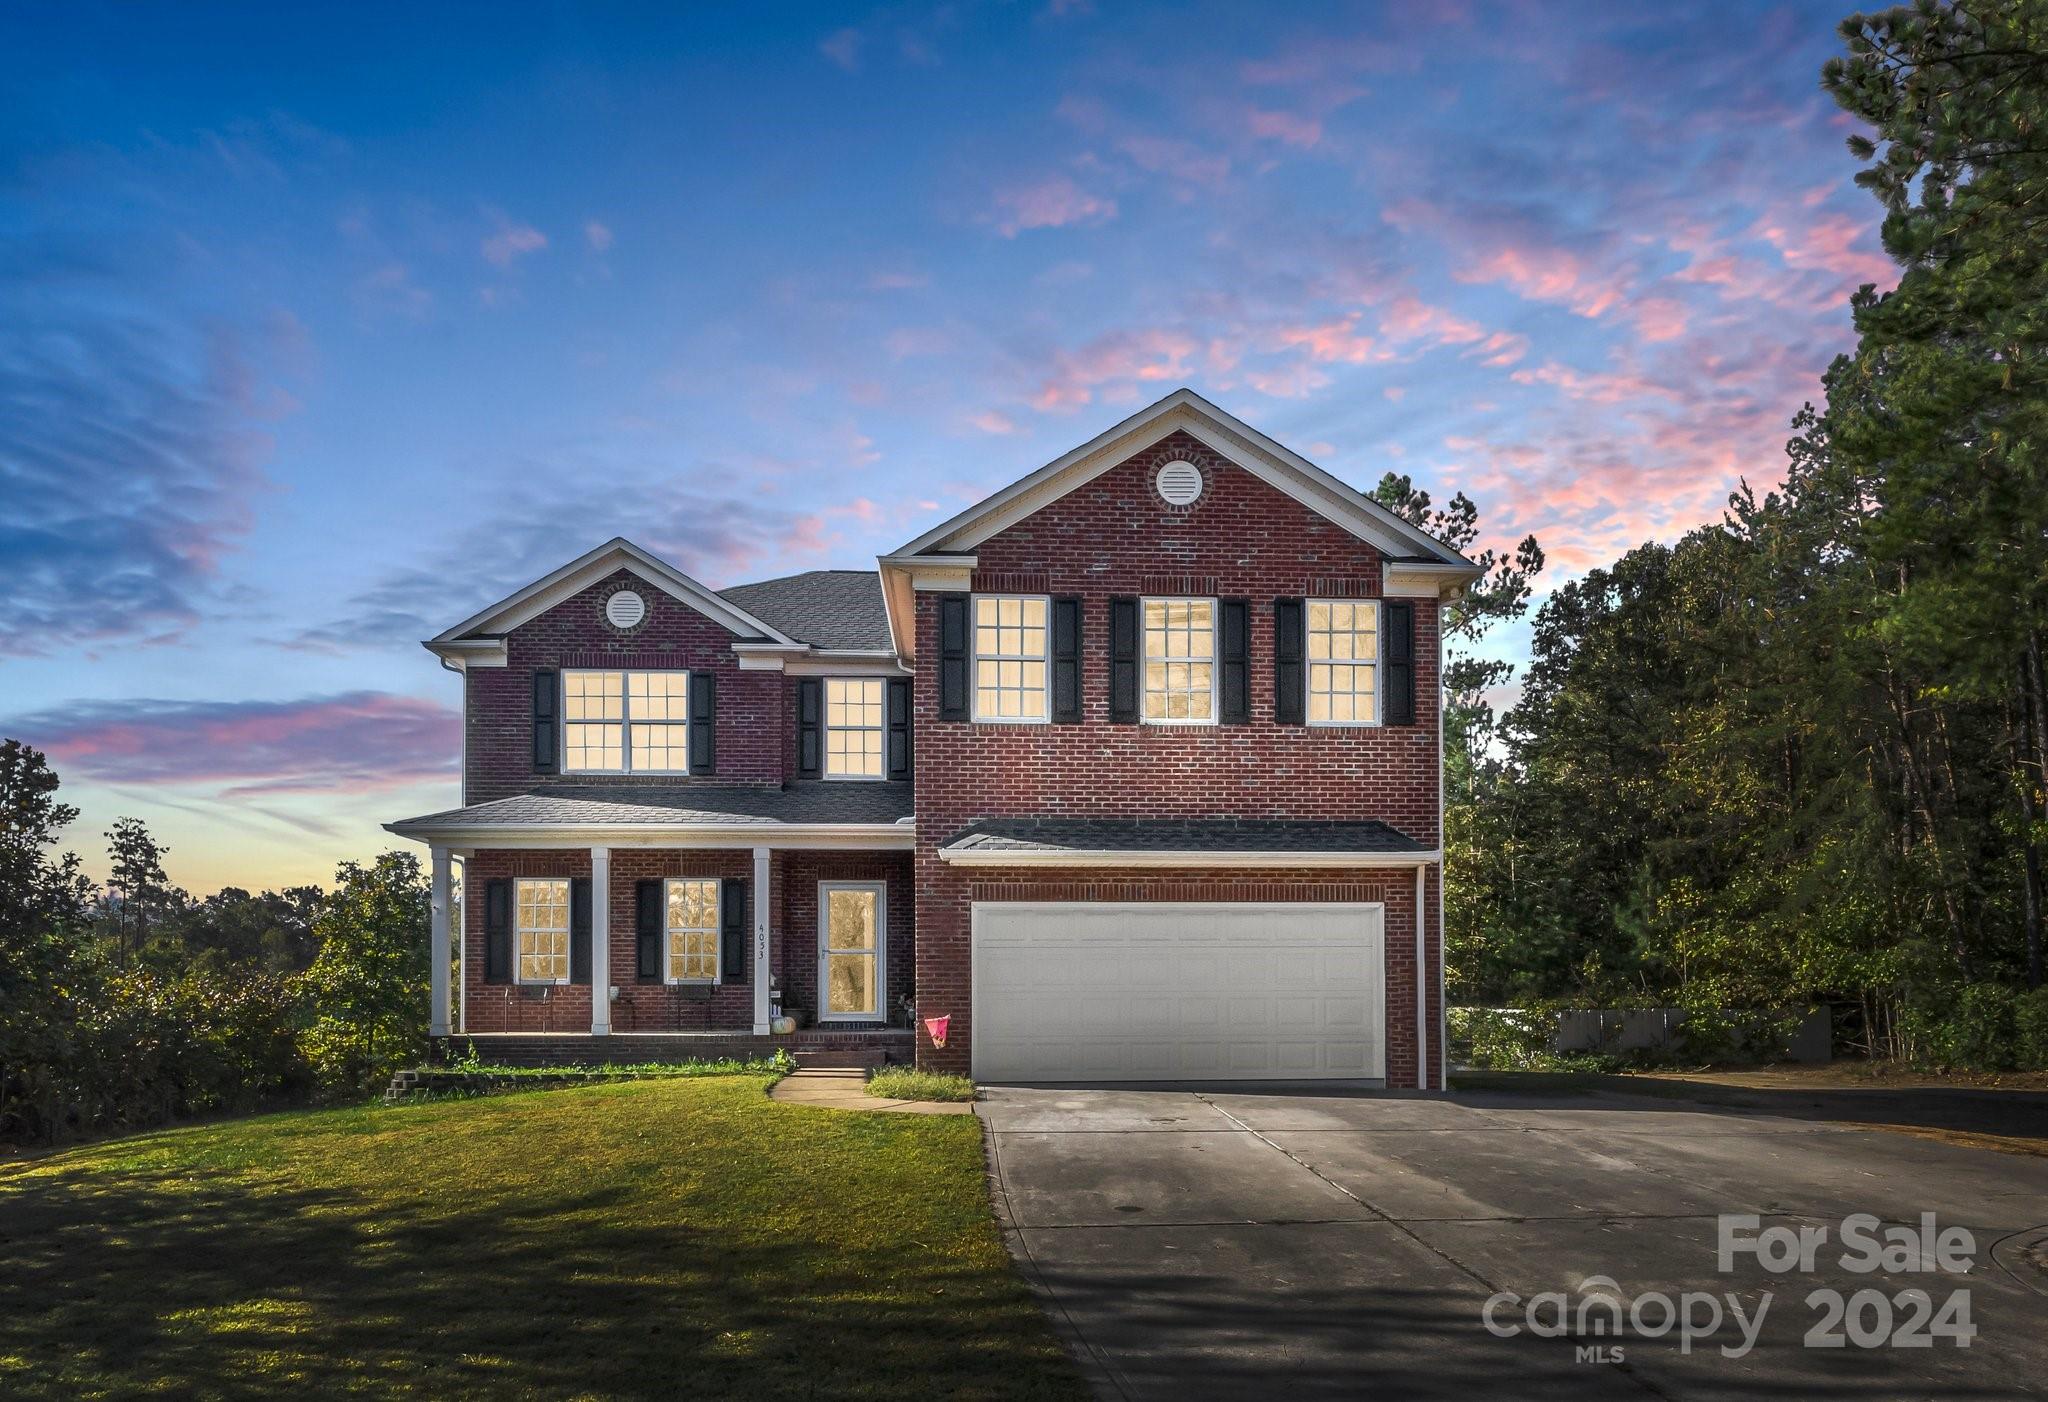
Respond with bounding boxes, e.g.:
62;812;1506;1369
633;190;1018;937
390;782;913;832
717;570;890;651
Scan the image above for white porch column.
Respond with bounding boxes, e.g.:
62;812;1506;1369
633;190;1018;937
752;845;772;1034
590;846;612;1035
428;847;452;1038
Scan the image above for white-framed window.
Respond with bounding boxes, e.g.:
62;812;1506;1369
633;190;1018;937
1307;600;1381;725
1142;597;1217;722
972;595;1049;722
515;877;571;985
563;669;690;773
665;877;719;983
825;678;885;780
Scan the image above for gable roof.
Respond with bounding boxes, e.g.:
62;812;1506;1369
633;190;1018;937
876;387;1485;658
718;570;891;651
889;388;1482;566
425;537;799;668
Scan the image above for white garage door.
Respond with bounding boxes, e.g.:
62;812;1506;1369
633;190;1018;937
971;901;1384;1082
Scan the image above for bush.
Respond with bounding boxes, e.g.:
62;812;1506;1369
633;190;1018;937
865;1068;976;1102
2017;988;2048;1071
1450;1006;1556;1069
1902;982;2031;1072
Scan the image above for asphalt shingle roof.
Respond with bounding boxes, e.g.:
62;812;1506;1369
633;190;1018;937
390;782;913;832
719;570;891;651
938;816;1429;855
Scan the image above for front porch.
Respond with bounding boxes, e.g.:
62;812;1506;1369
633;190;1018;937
439;1029;915;1069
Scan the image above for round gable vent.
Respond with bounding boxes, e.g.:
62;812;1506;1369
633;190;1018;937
1155;458;1204;506
605;589;647;629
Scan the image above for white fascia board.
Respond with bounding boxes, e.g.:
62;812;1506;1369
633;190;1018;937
875;553;976;663
1383;561;1485;598
429;538;799;648
730;643;909;676
937;847;1443;869
883;388;1479;570
424;638;509;671
384;821;915;851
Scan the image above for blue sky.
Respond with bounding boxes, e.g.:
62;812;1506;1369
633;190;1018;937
2;1;1892;893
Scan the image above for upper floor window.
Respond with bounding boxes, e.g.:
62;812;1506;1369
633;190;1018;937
825;678;885;779
1143;598;1216;723
563;669;689;772
1307;600;1380;724
665;877;719;982
973;595;1048;722
516;878;571;984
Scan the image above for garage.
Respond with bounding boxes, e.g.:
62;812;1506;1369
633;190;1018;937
970;901;1385;1083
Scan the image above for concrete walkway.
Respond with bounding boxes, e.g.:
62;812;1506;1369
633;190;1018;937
768;1067;973;1115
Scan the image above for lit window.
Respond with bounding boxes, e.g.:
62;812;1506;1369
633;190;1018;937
516;878;570;984
973;596;1048;721
665;878;719;983
1307;601;1380;724
826;678;885;779
563;669;690;772
1142;599;1215;722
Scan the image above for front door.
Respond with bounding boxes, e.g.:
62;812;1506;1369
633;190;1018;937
818;881;886;1022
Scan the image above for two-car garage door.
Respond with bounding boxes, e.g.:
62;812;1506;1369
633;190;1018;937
971;902;1385;1082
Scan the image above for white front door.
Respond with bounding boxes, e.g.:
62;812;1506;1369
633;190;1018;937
819;881;886;1022
971;901;1385;1082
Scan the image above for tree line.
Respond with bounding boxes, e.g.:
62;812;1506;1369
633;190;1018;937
0;740;431;1142
1424;2;2048;1071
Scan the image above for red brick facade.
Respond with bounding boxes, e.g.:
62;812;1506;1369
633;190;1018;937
441;425;1448;1086
461;847;915;1033
910;430;1445;1087
464;567;788;803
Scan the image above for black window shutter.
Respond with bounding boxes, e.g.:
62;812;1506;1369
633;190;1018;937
484;878;511;983
635;879;662;982
1108;597;1139;723
1051;597;1082;723
887;677;912;778
1384;600;1416;726
719;878;747;984
570;876;593;985
532;669;558;771
689;673;717;774
937;593;970;720
1219;599;1250;724
1274;598;1305;725
796;678;822;778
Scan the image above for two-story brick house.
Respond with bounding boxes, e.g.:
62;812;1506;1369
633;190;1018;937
388;389;1479;1087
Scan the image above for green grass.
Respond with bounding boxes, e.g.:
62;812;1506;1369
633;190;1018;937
866;1069;978;1103
0;1077;1083;1400
445;1053;794;1077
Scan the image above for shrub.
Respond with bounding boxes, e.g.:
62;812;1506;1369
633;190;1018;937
1903;982;2021;1072
1450;1006;1556;1069
865;1068;976;1102
2017;988;2048;1072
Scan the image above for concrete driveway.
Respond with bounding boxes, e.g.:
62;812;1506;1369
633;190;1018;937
979;1085;2048;1400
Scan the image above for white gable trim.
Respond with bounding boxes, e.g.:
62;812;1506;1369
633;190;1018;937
427;538;799;652
889;389;1479;569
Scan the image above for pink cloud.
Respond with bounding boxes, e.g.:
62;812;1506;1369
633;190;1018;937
17;693;459;796
969;409;1018;435
1750;210;1894;288
819;28;861;71
1245;107;1323;148
990;175;1117;237
1273;315;1380;364
583;220;613;252
480;218;547;267
1630;296;1689;342
1028;327;1198;410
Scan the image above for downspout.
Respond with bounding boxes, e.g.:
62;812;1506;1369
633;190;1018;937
1415;860;1427;1090
1437;609;1447;1092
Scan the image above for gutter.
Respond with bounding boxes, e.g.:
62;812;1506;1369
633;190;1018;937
937;847;1443;870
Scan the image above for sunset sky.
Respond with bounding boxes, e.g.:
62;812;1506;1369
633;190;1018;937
3;1;1895;895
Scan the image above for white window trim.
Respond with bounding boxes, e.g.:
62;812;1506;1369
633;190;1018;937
514;876;572;987
663;876;721;985
1140;596;1220;727
970;593;1052;725
822;677;886;783
817;880;887;1022
1305;598;1385;729
561;668;694;776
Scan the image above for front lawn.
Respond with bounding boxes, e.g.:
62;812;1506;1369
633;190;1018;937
0;1076;1084;1400
866;1069;978;1102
